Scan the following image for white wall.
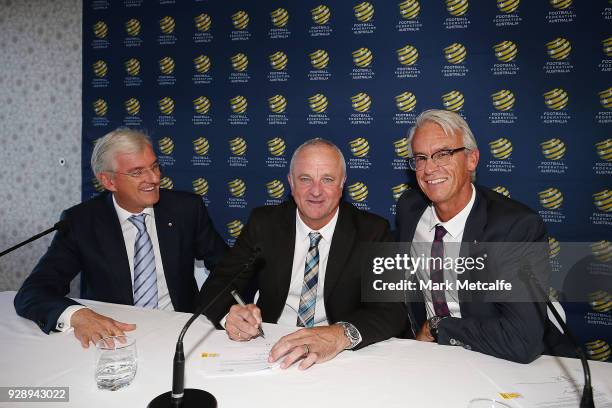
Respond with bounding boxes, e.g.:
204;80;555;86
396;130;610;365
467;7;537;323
0;0;82;291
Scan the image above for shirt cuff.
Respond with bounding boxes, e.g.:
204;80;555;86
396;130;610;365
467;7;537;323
55;305;87;332
219;313;229;329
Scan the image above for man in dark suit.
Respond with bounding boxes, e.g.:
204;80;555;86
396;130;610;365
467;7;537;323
200;139;406;370
396;109;555;363
14;128;227;348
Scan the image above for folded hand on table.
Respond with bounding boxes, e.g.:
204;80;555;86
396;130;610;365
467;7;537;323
268;325;350;370
224;303;263;341
70;308;136;348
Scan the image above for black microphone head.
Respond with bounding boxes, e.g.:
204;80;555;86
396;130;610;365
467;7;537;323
54;219;69;233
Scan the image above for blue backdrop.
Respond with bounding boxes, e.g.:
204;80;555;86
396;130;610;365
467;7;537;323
82;0;611;361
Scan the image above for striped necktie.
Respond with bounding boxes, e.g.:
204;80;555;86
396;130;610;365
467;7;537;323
129;214;158;309
431;225;450;317
297;232;323;327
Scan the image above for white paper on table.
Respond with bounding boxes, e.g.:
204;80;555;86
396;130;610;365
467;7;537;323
198;323;297;377
490;369;612;408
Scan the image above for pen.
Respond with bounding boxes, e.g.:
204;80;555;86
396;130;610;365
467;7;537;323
230;289;265;339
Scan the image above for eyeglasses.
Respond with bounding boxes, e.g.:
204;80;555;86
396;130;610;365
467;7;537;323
109;162;161;178
408;147;469;171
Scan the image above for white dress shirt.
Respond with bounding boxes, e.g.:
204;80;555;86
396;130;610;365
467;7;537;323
276;208;339;326
411;184;476;320
55;195;173;331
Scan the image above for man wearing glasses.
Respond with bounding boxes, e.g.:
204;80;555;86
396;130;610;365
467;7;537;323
14;128;227;348
396;109;557;363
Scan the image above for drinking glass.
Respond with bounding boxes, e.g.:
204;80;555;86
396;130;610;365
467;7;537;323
94;335;137;391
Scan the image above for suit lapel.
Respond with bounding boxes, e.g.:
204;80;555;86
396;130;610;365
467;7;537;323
458;187;488;306
324;203;355;302
98;194;134;303
153;192;180;308
273;201;297;307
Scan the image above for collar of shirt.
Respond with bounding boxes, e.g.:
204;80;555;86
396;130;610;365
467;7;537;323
112;194;155;225
426;184;476;239
295;207;339;245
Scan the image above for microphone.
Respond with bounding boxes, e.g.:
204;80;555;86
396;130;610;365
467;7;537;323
0;220;67;258
522;263;594;408
148;246;263;408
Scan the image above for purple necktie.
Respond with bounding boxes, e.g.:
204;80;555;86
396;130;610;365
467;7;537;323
431;225;450;317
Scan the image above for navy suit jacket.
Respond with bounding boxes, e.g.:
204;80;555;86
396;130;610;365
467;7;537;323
14;190;227;334
397;185;558;363
200;200;407;349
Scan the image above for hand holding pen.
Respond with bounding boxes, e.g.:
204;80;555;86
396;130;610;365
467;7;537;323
225;289;265;341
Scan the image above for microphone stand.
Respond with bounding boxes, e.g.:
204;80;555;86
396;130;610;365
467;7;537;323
524;265;594;408
0;221;66;258
148;248;262;408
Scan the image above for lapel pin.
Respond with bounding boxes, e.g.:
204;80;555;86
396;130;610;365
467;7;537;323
168;222;173;227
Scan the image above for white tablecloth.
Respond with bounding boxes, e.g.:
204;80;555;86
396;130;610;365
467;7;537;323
1;291;610;408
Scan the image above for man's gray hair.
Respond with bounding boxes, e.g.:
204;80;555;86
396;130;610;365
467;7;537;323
408;109;478;151
289;138;346;178
91;128;152;175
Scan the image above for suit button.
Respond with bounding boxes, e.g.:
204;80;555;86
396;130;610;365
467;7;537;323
464;344;472;350
450;338;457;345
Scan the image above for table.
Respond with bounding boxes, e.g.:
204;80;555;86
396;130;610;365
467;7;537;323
1;291;610;407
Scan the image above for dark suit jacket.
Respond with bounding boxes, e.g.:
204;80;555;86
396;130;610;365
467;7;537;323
200;200;407;349
397;185;557;363
14;190;227;334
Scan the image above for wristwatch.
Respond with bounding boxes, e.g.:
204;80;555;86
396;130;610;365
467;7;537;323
428;316;447;342
337;322;362;350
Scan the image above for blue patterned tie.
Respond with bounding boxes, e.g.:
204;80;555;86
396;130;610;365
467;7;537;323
297;232;323;327
129;214;158;308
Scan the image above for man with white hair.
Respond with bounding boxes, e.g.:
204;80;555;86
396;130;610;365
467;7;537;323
396;109;561;363
200;138;406;370
15;128;227;348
